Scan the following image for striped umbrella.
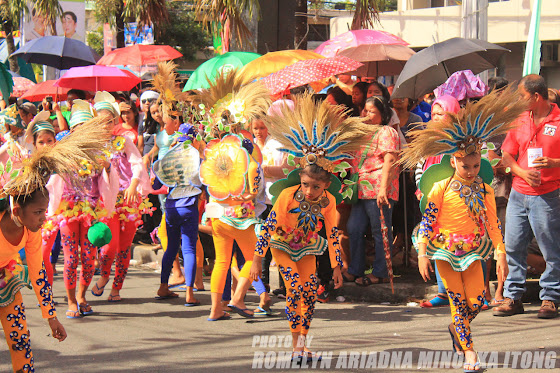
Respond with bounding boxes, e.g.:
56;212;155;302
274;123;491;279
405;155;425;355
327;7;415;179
379;209;395;294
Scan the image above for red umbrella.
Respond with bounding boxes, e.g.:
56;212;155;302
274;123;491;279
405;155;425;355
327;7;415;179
379;209;395;294
315;30;414;77
262;56;363;95
55;65;141;92
10;77;36;97
20;80;70;102
97;44;182;66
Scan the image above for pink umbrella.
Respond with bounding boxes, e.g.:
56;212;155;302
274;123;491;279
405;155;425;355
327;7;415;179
263;56;363;95
315;30;414;77
54;65;141;92
20;80;70;102
10;77;36;97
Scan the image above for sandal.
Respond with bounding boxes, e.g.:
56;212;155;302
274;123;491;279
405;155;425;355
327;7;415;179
108;294;121;302
355;276;373;287
489;298;504;307
342;273;356;283
66;309;82;319
463;352;482;372
78;303;94;316
91;282;106;297
355;275;388;286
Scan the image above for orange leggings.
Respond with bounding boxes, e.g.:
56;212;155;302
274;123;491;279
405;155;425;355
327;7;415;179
437;259;485;351
0;292;33;372
210;220;257;293
272;248;318;334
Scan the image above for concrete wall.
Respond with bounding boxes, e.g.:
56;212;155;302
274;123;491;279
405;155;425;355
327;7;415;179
331;0;560;47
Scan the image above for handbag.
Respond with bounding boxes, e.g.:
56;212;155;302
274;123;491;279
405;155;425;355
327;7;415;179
344;131;378;204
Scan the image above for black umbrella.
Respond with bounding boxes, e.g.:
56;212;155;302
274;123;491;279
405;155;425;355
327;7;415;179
11;36;100;70
391;38;509;99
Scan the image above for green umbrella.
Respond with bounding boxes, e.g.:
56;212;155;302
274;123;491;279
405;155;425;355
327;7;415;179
183;51;261;91
0;63;13;102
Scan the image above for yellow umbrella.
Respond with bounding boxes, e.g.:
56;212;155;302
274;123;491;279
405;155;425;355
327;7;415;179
239;50;324;85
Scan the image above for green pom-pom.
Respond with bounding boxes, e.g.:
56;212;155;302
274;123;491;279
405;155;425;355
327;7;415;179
87;222;112;247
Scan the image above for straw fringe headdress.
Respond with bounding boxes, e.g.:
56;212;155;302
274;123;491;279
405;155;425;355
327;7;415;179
2;116;113;198
265;93;375;173
400;86;528;169
152;61;187;118
193;69;271;141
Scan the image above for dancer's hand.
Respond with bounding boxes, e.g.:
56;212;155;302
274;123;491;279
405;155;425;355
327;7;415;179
418;256;433;282
496;253;509;283
332;266;343;289
124;185;138;204
250;258;262;282
48;317;67;342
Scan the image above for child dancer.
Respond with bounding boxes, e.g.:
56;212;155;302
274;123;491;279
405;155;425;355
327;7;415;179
195;70;270;321
403;88;526;372
44;101;118;317
91;92;152;302
250;94;371;360
0;111;112;371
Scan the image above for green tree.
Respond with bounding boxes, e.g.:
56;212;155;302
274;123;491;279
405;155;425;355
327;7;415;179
87;26;104;55
156;2;210;61
0;0;27;73
194;0;260;53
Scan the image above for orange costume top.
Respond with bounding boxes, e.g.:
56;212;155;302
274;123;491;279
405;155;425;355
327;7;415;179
254;185;342;268
0;212;56;317
416;176;505;272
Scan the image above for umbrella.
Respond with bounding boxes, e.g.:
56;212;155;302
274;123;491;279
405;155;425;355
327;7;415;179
391;37;509;99
11;36;100;70
379;209;395;294
10;76;36;97
97;44;182;66
262;56;362;95
20;80;71;102
239;50;324;85
316;30;414;76
0;63;13;101
183;51;261;91
55;65;141;92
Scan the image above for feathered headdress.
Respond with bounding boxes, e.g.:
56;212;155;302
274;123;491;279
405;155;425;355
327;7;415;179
265;93;374;173
400;86;528;169
193;69;271;141
2;116;113;198
152;61;186;119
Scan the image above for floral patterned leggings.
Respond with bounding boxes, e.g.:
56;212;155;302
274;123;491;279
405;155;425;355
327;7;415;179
437;259;485;351
61;221;97;289
99;216;138;290
272;248;318;334
0;292;33;372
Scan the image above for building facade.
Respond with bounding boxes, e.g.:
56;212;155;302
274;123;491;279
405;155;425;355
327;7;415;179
331;0;560;88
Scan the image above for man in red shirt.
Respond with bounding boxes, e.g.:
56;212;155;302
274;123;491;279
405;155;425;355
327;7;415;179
494;75;560;319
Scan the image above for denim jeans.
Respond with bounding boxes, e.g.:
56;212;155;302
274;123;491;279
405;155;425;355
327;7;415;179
347;198;394;278
504;188;560;302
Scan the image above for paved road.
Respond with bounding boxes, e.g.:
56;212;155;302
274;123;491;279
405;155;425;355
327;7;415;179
2;267;559;372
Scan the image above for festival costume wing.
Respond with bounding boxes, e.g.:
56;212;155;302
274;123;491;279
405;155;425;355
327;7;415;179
152;143;201;199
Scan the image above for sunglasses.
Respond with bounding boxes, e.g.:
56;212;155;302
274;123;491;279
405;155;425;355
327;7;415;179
141;98;156;104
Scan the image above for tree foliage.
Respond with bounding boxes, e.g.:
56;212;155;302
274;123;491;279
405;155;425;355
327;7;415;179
194;0;260;52
157;2;210;61
86;26;104;55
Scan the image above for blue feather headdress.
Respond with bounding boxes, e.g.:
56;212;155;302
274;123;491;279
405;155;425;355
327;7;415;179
400;85;528;169
265;94;374;173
